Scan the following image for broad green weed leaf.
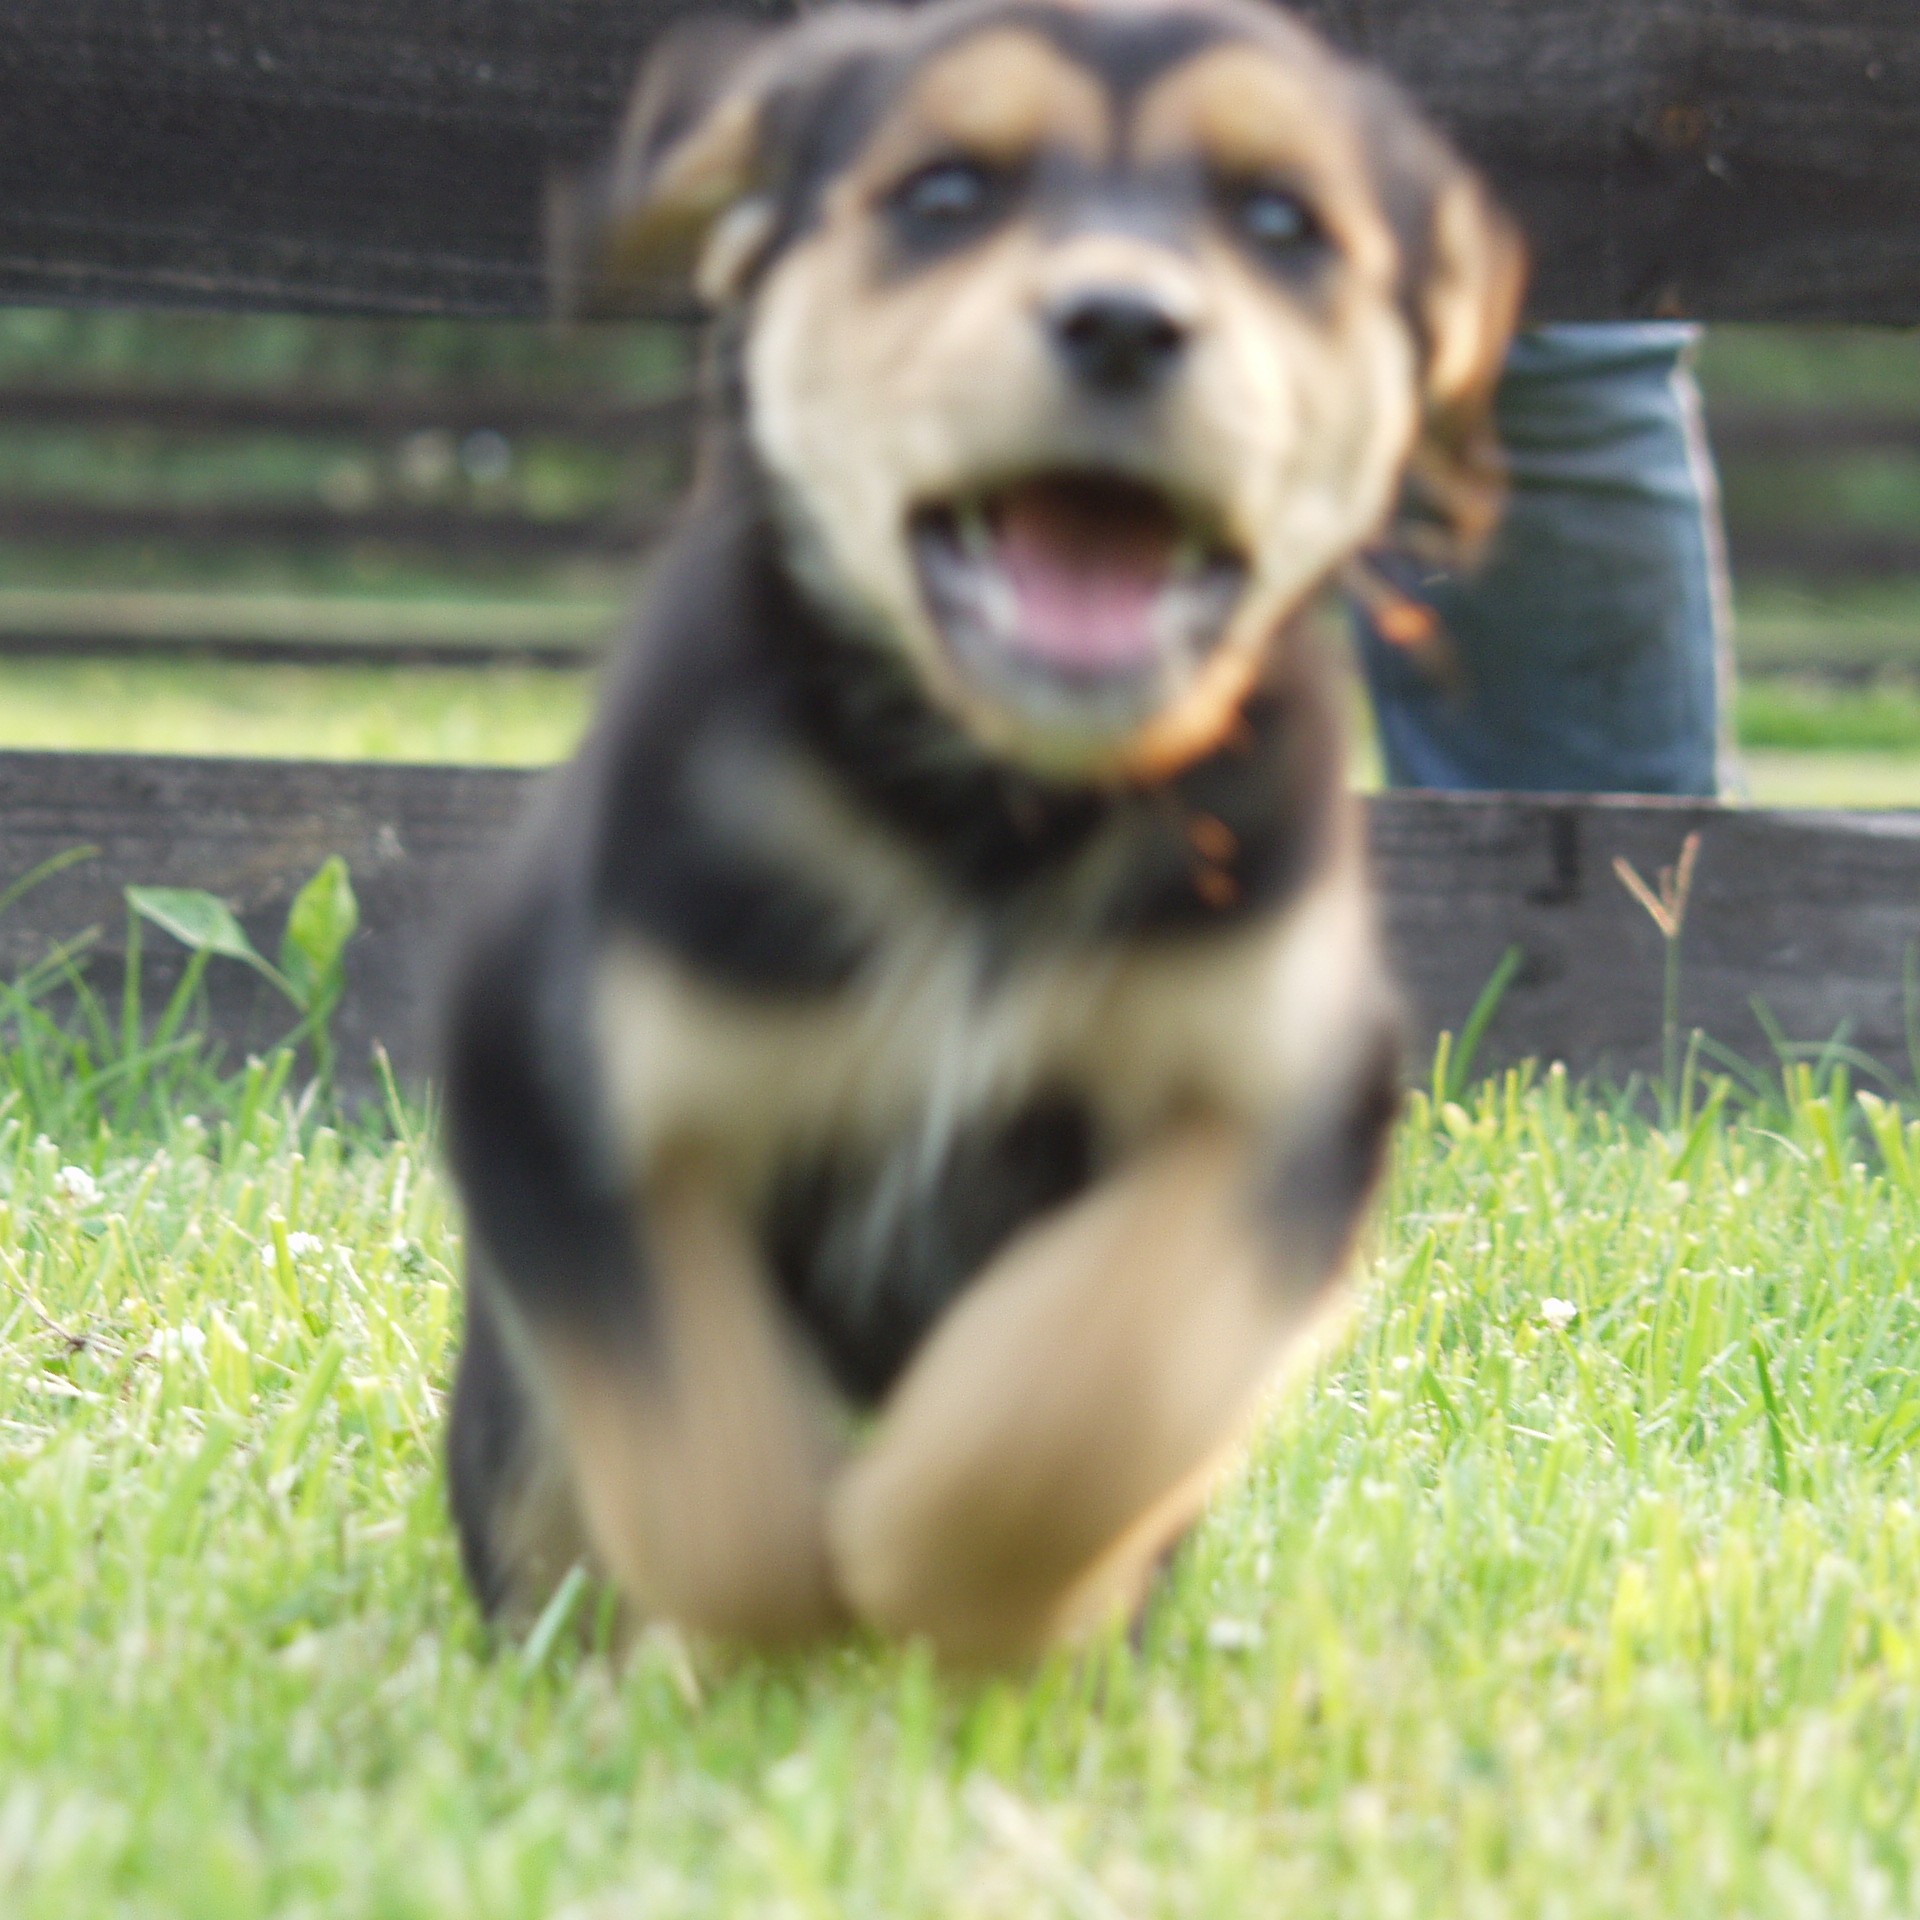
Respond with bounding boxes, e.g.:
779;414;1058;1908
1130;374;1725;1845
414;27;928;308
126;886;261;965
279;857;358;1010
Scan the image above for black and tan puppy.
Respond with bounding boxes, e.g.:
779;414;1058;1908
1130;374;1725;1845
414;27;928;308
443;0;1523;1666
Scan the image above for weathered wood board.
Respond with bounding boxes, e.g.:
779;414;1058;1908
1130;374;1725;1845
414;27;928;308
0;751;1914;1095
0;382;694;444
1372;793;1920;1088
0;752;535;1087
0;2;1917;321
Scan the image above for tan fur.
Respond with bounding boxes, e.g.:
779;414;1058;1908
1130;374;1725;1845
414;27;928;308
543;1171;845;1643
478;0;1523;1664
857;29;1110;178
826;1121;1352;1663
745;32;1425;780
592;776;1386;1203
1133;42;1396;287
1407;176;1528;553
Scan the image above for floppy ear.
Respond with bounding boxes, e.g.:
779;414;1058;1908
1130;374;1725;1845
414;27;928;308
549;20;779;317
1405;173;1528;557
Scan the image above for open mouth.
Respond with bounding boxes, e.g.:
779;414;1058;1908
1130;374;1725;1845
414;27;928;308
909;473;1247;734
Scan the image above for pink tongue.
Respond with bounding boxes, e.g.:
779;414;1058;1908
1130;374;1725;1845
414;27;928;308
995;483;1176;673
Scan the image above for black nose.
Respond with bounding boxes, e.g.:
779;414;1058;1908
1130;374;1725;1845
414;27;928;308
1047;287;1190;395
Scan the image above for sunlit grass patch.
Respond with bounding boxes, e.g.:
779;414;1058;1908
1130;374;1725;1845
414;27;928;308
0;656;593;765
4;1063;1920;1914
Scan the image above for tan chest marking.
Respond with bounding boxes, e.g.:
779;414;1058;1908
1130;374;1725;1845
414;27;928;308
592;848;1380;1199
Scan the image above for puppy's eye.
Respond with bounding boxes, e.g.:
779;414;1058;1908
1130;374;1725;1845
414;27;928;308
1224;183;1323;258
892;157;1004;228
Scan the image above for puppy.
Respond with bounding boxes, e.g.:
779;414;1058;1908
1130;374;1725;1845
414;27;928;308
443;0;1523;1667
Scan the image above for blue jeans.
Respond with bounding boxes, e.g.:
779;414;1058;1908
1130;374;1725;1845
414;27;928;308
1356;324;1733;796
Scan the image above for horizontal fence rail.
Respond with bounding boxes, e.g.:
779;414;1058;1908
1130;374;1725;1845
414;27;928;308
0;374;1913;673
0;627;607;671
0;497;658;559
1712;407;1920;459
0;750;1912;1091
0;381;695;444
1724;528;1920;585
0;3;1918;322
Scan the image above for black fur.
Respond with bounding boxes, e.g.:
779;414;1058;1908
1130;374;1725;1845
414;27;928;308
446;1272;535;1615
440;0;1462;1632
442;845;652;1333
1261;1023;1405;1281
575;457;1344;959
441;460;1348;1609
764;1094;1098;1404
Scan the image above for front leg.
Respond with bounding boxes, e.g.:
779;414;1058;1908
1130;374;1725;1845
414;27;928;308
444;902;846;1646
542;1167;849;1643
826;1039;1400;1665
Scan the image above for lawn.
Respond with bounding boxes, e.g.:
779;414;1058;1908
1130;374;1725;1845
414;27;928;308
4;633;1920;803
4;310;1920;1916
0;656;592;766
5;1056;1920;1917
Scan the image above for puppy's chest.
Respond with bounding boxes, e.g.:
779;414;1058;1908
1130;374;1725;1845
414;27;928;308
591;862;1368;1198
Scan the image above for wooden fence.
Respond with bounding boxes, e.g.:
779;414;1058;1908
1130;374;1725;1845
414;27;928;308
0;751;1913;1091
0;0;1918;1081
5;2;1920;323
0;379;1911;671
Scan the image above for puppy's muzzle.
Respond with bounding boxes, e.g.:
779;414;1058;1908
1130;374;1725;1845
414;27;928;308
1046;284;1193;397
907;249;1239;749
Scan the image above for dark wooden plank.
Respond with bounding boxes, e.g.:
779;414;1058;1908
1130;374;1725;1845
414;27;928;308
0;381;695;444
1739;658;1920;687
0;751;1914;1094
0;2;1916;321
1726;527;1920;582
1712;407;1920;460
0;751;539;1087
1305;0;1920;323
0;628;604;669
0;497;657;557
1373;792;1920;1088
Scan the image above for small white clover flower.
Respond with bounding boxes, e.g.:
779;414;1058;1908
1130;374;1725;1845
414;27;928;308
1206;1617;1262;1654
155;1324;207;1360
52;1165;100;1207
261;1230;325;1271
1540;1296;1579;1332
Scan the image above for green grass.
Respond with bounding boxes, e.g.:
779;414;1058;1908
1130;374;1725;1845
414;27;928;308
1730;668;1920;805
0;658;593;765
3;609;1917;808
1739;678;1920;755
6;1062;1920;1915
1742;750;1920;810
1700;326;1920;410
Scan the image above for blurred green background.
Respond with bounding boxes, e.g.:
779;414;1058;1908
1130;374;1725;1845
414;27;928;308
0;308;1914;803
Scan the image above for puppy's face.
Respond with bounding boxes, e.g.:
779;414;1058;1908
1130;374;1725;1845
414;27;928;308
570;0;1523;779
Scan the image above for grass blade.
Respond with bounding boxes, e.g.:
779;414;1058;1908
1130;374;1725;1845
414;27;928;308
1751;1336;1793;1496
1445;945;1524;1103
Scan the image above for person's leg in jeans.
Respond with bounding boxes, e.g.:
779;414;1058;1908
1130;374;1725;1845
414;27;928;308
1355;323;1735;797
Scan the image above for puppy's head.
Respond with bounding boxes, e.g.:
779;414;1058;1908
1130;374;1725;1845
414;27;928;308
565;0;1524;779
